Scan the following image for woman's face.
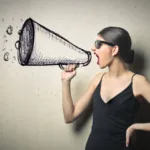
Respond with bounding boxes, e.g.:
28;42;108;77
91;35;114;69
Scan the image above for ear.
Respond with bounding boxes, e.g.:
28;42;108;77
111;45;119;56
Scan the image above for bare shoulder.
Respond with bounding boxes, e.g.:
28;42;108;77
132;73;150;102
133;73;149;84
92;72;107;89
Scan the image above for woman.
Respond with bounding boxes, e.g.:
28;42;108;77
61;27;150;150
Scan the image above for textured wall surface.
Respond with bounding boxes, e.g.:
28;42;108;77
0;0;150;150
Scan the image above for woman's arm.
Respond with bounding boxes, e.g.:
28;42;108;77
131;75;150;131
62;71;102;124
132;123;150;131
136;75;150;103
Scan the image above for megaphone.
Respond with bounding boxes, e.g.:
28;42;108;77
15;18;92;69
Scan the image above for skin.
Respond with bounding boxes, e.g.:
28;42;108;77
61;35;150;147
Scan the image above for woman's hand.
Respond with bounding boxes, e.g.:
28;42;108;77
126;124;136;147
61;64;77;81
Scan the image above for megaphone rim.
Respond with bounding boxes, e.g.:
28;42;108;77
18;18;35;65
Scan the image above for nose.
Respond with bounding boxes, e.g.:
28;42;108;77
91;45;96;52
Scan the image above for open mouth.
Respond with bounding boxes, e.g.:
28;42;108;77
95;53;99;64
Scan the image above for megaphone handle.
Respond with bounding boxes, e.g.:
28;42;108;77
59;64;79;70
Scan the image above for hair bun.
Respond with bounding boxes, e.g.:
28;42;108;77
124;49;134;64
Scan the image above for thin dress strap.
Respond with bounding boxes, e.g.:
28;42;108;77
100;72;106;83
131;73;136;83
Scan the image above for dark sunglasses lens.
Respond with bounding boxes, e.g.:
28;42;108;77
95;41;102;49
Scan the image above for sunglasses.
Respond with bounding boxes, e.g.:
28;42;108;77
94;40;115;49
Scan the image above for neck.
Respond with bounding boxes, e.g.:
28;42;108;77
107;58;128;78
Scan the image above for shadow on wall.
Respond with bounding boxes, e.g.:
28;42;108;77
135;102;150;150
69;48;150;149
128;48;146;74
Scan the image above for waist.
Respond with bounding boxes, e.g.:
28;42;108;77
92;126;126;133
91;127;126;138
90;127;126;142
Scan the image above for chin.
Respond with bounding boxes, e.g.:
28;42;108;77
99;64;107;69
99;60;112;69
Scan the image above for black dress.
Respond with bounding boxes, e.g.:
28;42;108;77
85;73;140;150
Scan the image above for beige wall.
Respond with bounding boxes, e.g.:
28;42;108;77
0;0;150;150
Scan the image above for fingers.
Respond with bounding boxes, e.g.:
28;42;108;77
126;137;129;147
64;64;77;72
126;130;130;147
